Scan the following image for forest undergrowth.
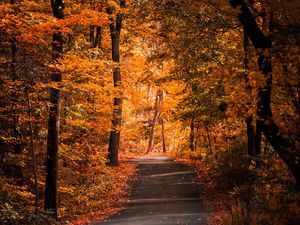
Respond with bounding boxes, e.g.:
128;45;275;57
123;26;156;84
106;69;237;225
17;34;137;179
175;142;300;225
0;160;137;225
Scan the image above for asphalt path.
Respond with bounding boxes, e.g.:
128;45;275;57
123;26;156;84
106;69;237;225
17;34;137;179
93;155;212;225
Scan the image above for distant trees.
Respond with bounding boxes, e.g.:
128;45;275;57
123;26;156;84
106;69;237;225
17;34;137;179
147;90;164;154
136;0;300;186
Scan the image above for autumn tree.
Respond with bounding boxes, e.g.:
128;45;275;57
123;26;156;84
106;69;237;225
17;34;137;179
230;0;300;186
1;0;136;223
44;0;65;218
107;0;126;166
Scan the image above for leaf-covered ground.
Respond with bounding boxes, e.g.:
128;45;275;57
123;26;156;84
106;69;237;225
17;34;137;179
63;162;137;225
0;161;137;225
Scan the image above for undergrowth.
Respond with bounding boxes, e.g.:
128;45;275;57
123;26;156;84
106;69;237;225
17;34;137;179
0;161;137;225
176;144;300;225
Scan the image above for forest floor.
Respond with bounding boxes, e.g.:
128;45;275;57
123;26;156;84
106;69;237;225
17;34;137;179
91;154;213;225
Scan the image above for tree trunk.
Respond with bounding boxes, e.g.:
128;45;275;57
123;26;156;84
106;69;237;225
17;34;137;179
26;89;39;214
244;30;261;155
146;90;162;154
161;118;166;153
232;0;300;186
190;118;195;151
205;126;212;154
90;26;102;48
90;25;95;45
107;0;125;166
45;0;64;218
89;1;95;46
246;117;256;155
94;26;102;48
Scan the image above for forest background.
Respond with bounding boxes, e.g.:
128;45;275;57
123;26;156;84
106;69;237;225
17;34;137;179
0;0;299;224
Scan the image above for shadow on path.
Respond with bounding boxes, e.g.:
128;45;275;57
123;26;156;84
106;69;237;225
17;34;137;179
93;155;212;225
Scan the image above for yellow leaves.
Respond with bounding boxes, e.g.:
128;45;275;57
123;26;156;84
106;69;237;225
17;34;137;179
168;31;176;38
0;4;14;16
8;6;109;45
58;186;75;195
58;162;136;223
107;0;121;12
16;190;35;199
65;10;109;27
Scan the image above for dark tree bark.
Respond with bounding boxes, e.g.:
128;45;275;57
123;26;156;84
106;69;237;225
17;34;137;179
26;89;39;214
107;0;126;166
90;25;95;45
44;0;64;218
244;30;261;155
89;0;102;48
232;0;300;186
205;126;213;154
246;117;255;154
94;26;102;48
90;26;102;48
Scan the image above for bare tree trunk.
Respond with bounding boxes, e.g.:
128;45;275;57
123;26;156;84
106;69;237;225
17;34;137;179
147;94;160;154
161;118;166;153
26;89;39;214
90;25;102;48
89;1;95;46
147;90;163;154
205;126;213;154
189;118;195;151
94;26;102;48
45;0;64;218
107;0;126;166
90;25;95;45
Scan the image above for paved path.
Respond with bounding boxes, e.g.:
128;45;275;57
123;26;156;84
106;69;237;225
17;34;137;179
93;155;212;225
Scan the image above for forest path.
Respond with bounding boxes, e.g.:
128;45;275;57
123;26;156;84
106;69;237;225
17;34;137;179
93;154;212;225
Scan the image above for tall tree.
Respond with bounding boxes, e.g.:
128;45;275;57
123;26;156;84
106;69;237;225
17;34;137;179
26;89;39;213
244;31;261;156
44;0;64;218
107;0;126;166
231;0;300;186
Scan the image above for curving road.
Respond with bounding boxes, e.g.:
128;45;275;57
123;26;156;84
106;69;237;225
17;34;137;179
93;155;212;225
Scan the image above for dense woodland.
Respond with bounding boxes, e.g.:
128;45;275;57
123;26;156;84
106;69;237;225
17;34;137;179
0;0;299;224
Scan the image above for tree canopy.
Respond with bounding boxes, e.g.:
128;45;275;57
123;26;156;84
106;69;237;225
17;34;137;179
0;0;299;224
